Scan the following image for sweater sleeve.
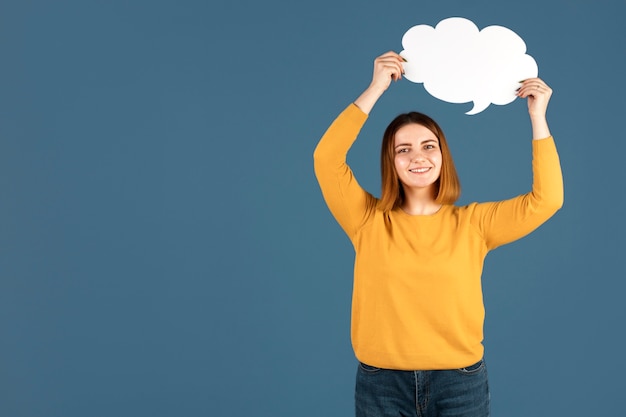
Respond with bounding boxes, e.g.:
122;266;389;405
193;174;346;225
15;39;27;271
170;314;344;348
313;104;377;239
473;136;564;250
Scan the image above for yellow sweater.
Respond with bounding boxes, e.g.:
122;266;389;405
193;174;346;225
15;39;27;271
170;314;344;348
314;104;563;370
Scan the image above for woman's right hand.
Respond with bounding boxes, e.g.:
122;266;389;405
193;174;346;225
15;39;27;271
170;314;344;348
354;51;405;114
369;51;406;93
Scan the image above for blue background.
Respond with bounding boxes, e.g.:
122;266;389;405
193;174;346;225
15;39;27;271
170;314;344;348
1;0;624;416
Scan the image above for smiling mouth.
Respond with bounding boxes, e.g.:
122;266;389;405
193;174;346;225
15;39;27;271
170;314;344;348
409;168;431;173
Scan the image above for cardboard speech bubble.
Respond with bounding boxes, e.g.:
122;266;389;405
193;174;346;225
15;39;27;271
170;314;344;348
400;17;538;115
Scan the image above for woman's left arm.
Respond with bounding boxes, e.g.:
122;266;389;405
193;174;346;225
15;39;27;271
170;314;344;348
475;78;564;249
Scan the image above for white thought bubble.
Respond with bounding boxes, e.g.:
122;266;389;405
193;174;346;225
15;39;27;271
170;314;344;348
400;17;538;115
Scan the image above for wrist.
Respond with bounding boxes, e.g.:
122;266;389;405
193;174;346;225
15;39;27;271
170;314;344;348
365;82;388;97
530;117;551;140
354;85;386;115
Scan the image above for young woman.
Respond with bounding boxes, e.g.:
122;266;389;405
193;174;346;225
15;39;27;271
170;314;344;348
313;51;563;417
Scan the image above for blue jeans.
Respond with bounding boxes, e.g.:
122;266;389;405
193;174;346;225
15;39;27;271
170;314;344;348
355;359;490;417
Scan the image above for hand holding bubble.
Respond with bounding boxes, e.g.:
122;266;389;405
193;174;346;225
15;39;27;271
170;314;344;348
400;17;538;115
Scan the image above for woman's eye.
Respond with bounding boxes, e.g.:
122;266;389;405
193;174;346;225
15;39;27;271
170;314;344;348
397;148;409;153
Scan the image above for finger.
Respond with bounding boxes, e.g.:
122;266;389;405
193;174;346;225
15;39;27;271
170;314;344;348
377;56;405;71
517;87;543;99
519;78;551;91
377;52;405;67
384;65;402;81
379;50;403;61
516;79;552;98
377;60;404;80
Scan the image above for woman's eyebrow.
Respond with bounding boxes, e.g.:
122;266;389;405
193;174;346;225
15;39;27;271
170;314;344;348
395;139;437;149
394;143;412;149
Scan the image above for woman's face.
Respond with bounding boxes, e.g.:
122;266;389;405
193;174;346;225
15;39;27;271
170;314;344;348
393;123;442;192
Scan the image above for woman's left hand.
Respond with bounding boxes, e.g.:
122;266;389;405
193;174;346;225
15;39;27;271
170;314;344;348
516;78;552;118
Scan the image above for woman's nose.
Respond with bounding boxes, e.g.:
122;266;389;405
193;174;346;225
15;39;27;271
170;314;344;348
413;152;425;162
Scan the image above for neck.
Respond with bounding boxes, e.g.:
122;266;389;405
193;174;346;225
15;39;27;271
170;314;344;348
401;187;441;215
401;200;442;215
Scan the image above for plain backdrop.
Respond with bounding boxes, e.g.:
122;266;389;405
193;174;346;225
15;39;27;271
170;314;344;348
1;0;624;416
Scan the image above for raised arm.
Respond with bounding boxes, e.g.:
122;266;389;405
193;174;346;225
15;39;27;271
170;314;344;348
353;51;405;114
314;52;405;238
477;78;563;249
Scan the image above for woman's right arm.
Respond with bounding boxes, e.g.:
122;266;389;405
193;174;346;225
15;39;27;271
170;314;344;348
313;104;371;238
354;51;406;114
313;52;405;238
